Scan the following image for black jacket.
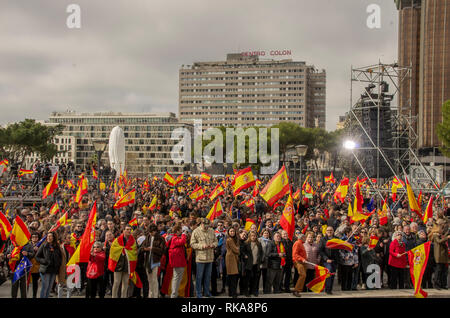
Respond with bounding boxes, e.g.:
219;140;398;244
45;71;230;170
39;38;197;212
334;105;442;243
35;242;62;274
319;235;339;263
267;241;283;270
281;239;293;267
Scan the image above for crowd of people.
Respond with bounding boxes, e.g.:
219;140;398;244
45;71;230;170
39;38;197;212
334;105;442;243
0;166;449;299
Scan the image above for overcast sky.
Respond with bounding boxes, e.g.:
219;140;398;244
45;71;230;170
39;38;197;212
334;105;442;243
0;0;398;131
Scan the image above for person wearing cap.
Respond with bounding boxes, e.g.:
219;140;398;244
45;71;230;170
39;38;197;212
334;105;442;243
189;218;218;298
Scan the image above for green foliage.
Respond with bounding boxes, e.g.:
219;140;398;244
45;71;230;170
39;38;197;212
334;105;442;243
0;119;64;165
436;100;450;157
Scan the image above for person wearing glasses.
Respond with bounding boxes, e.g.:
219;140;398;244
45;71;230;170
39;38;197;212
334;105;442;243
86;242;106;298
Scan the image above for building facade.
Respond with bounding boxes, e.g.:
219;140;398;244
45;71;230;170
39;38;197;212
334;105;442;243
46;111;192;176
179;53;326;129
396;0;450;151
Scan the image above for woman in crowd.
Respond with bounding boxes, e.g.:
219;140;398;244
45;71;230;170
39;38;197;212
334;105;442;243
388;231;407;289
225;227;240;298
86;241;106;298
246;230;263;297
258;228;271;294
35;231;63;298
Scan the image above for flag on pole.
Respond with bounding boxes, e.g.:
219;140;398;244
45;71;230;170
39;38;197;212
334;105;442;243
201;172;211;182
175;175;184;186
114;189;136;209
244;218;256;231
369;235;379;249
293;189;301;200
324;172;336;184
67;202;97;265
407;241;431;298
92;167;98;179
206;199;223;221
42;172;58;199
232;167;256;196
405;174;421;217
0;211;12;240
391;176;405;201
241;197;255;212
49;211;71;232
49;202;60;215
10;216;31;247
189;186;205;202
333;178;349;203
149;195;158;211
306;265;333;293
422;195;433;224
279;193;295;241
260;165;290;206
12;255;32;285
325;238;354;252
128;217;138;227
163;172;176;186
209;184;225;201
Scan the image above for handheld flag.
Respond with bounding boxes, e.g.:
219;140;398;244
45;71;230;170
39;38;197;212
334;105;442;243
260;165;290;206
10;216;31;247
209;184;225;201
233;167;256;196
333;178;349;203
201;172;211;182
148;195;158;211
49;202;60;215
42;172;58;199
306;265;333;293
422;195;433;224
405;175;421;217
206;199;223;221
0;211;12;240
324;172;336;184
279;193;295;240
407;241;431;298
18;169;33;177
244;218;256;231
114;189;136;209
326;238;353;252
12;255;32;285
369;235;379;249
163;172;176;186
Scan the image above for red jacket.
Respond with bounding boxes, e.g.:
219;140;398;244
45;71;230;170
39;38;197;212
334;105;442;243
167;234;187;268
86;251;106;279
388;239;407;268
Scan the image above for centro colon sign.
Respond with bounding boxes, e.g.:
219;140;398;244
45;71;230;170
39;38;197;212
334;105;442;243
241;50;292;57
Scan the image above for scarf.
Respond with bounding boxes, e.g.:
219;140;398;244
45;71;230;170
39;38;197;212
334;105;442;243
276;242;286;267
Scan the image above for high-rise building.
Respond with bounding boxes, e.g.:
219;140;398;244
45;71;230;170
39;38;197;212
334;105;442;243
179;53;326;129
46;111;193;175
396;0;450;151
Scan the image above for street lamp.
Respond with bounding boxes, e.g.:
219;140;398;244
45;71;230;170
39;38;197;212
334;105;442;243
92;139;108;191
295;145;308;187
291;155;299;187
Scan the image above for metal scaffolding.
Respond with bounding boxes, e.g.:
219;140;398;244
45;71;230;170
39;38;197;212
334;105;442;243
346;62;439;202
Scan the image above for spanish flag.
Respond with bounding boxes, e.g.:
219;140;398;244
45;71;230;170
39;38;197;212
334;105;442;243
369;235;379;249
74;184;83;204
422;195;433;224
326;238;354;252
279;193;295;240
206;199;223;221
114;189;136;209
417;190;423;211
18;169;33;177
10;216;31;247
143;179;150;190
241;197;255;212
175;174;184;185
108;233;140;287
405;175;421;217
320;190;329;201
128;217;138;227
161;246;193;297
49;211;71;232
209;184;224;201
301;173;310;190
333;177;349;204
391;176;404;201
189;186;205;202
92;167;98;179
148;195;158;211
201;172;211;182
260;165;290;206
407;241;431;298
67;202;97;265
163;172;176;186
79;175;88;196
324;172;336;184
99;180;106;191
67;179;75;189
233;167;256;196
49;202;60;215
293;189;301;200
0;211;12;240
42;172;58;199
252;179;262;197
244;218;256;231
306;265;333;293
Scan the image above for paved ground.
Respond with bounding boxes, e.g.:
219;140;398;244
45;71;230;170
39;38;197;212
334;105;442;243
1;279;449;298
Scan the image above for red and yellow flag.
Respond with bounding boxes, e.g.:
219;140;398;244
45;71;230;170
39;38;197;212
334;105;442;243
114;189;136;209
422;195;433;224
407;241;431;298
209;184;224;201
175;174;184;185
279;193;295;241
189;186;205;202
252;179;262;197
292;189;300;200
42;172;58;199
417;190;423;211
260;165;290;206
324;172;336;184
244;218;256;232
92;167;98;179
49;211;71;232
18;169;33;177
326;238;354;252
49;202;60;215
369;235;379;249
10;216;31;247
128;217;138;227
108;233;139;286
201;172;211;182
333;177;349;203
306;265;332;293
148;195;158;211
233;167;256;196
67;180;75;189
391;176;404;201
241;197;255;212
206;199;223;221
405;175;421;217
67;202;97;265
320;190;329;201
163;172;176;186
0;211;12;241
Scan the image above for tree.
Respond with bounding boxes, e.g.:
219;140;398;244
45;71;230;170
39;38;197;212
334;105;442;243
0;119;64;166
436;100;450;157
